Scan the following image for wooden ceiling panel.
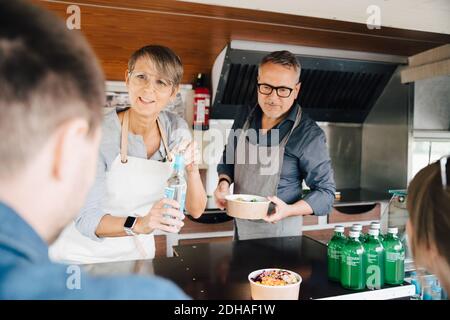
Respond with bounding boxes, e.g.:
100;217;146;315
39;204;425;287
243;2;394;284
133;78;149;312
32;0;450;82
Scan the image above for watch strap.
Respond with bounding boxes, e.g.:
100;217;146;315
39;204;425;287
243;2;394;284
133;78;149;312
218;177;231;186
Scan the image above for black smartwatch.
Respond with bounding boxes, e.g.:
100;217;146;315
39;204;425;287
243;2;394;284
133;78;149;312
124;216;138;236
218;177;231;186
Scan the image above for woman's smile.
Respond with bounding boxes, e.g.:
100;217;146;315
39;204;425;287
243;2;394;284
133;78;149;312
138;96;156;106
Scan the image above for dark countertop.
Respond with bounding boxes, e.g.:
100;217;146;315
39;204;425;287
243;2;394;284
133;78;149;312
83;236;413;300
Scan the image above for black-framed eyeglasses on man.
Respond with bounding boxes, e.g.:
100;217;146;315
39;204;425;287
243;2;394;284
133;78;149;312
439;155;450;189
257;83;297;98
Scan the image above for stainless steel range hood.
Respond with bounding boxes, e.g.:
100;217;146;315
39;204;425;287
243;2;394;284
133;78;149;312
211;40;407;123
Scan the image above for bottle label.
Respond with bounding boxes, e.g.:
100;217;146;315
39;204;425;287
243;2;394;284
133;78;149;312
328;248;341;260
163;187;175;205
163;187;175;221
367;253;380;264
341;254;364;290
345;256;361;267
386;251;405;262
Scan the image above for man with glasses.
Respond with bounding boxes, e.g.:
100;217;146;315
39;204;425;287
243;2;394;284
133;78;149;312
214;50;336;240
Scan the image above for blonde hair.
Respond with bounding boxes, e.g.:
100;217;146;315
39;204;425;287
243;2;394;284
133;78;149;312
128;45;183;87
407;161;450;267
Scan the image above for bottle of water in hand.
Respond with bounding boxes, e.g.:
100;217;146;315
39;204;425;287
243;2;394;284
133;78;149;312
166;154;187;226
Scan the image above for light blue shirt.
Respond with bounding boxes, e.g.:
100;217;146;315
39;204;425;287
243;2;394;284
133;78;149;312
0;201;190;300
75;108;192;241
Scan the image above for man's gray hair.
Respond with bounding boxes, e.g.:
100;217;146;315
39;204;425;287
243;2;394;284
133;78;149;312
258;50;301;79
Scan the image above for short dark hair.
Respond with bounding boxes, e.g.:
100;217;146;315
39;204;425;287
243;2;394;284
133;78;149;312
0;0;105;176
259;50;301;78
128;45;183;87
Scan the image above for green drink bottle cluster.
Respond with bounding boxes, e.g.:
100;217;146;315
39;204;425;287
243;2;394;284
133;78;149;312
327;223;405;290
327;225;347;282
363;228;385;289
383;227;405;285
340;230;365;290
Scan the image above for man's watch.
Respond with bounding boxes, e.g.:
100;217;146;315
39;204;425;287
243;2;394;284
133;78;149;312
124;216;138;236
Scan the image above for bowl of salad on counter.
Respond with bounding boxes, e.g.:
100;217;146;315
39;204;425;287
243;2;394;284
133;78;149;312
248;268;302;300
225;194;270;219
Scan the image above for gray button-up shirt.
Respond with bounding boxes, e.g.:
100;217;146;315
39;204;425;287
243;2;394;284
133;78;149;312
217;103;336;216
75;108;192;241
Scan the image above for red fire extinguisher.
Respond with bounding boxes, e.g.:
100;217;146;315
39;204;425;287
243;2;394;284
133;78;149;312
193;73;210;130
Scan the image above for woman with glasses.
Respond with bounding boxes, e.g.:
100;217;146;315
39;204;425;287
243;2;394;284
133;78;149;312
50;45;207;264
406;156;450;294
214;50;336;240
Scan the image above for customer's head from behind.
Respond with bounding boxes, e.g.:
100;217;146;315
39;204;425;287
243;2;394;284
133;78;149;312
126;45;183;119
406;157;450;293
257;50;301;121
0;0;105;243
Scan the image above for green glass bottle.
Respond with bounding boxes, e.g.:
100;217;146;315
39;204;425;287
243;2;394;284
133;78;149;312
383;227;405;285
341;230;365;290
363;228;385;289
327;225;347;282
351;224;365;243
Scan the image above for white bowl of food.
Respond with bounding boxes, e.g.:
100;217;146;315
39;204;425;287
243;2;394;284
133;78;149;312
225;194;270;220
248;268;302;300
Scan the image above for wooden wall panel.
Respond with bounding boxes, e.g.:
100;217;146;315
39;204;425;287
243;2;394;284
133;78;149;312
328;204;381;223
179;217;233;234
33;0;450;83
303;215;319;226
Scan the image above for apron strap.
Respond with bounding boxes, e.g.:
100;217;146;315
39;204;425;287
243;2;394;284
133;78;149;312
156;117;173;162
120;109;130;163
242;104;259;131
120;109;173;163
272;105;302;196
284;105;303;142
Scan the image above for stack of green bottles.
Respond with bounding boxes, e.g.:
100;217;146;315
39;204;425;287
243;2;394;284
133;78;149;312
327;225;405;291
